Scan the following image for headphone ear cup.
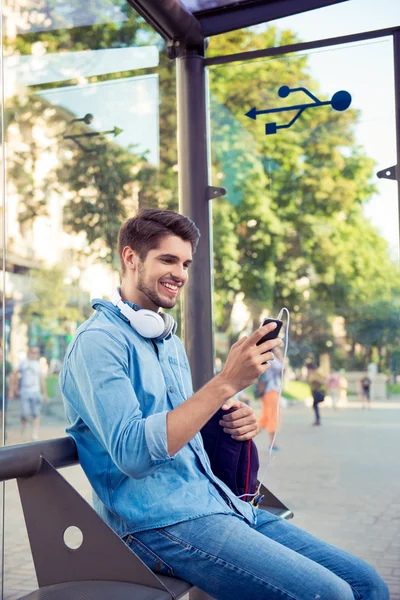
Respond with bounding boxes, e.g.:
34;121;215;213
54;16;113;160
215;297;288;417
110;287;176;339
158;312;177;339
128;309;166;339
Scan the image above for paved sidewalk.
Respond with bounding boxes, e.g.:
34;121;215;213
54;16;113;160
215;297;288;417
1;400;400;599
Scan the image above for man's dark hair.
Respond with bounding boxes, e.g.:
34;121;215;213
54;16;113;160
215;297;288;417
118;209;200;275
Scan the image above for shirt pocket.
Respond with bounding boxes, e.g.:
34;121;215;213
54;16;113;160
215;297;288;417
167;356;191;398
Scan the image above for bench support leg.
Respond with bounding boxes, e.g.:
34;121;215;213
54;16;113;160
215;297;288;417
17;458;169;594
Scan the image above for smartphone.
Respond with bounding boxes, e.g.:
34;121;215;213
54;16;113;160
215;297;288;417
256;318;283;346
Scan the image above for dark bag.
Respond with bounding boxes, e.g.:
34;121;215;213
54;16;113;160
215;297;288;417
200;408;259;499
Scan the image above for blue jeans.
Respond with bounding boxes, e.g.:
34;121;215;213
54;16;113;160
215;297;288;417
125;510;388;600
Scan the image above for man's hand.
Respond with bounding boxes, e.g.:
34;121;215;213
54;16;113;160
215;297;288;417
219;398;259;441
217;322;283;397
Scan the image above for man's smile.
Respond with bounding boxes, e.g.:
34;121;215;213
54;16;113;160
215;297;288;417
159;280;181;295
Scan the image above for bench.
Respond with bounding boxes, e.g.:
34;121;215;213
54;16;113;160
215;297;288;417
0;437;293;599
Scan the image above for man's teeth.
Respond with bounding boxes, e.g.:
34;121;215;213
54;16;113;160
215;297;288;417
162;282;178;291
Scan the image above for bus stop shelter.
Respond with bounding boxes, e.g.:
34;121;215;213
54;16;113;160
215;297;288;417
128;0;400;391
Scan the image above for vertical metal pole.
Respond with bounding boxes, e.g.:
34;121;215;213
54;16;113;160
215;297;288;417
394;31;400;256
176;49;214;391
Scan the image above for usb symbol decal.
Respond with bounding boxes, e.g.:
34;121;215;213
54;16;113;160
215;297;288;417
245;86;352;135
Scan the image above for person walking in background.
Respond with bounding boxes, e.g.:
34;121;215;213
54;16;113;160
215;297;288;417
11;345;48;441
360;375;371;409
308;364;326;426
327;370;340;410
258;346;284;450
339;369;348;406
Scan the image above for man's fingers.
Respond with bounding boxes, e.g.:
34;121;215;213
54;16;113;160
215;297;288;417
260;352;275;364
249;321;278;343
220;405;255;422
221;410;257;426
233;335;248;348
221;398;241;411
231;430;258;441
222;421;257;435
226;423;259;439
257;337;283;354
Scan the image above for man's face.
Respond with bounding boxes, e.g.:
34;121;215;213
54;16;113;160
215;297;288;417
135;235;193;310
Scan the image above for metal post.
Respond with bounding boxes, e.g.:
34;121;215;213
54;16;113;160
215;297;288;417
176;49;214;391
394;31;400;257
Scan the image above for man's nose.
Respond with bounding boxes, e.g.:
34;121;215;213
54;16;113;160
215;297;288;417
171;264;188;282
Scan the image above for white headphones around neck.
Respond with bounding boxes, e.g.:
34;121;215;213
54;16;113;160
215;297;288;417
110;287;177;340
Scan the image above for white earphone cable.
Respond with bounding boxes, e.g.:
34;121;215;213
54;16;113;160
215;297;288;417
238;307;290;501
172;309;290;505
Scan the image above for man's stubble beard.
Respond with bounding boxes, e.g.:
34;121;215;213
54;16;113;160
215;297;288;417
137;266;177;310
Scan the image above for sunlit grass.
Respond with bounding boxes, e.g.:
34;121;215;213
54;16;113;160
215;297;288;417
283;380;310;401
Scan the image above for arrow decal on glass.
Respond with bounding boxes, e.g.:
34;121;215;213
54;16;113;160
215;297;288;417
63;114;124;152
245;86;352;135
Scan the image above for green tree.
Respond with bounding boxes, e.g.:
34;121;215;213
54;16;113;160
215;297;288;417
6;8;399;369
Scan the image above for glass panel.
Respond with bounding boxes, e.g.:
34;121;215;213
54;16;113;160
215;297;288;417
206;0;400;56
2;1;179;597
208;35;399;597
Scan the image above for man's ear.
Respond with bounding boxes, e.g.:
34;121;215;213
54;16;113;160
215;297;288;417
121;246;139;272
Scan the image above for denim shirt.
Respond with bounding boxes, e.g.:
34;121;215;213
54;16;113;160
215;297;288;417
60;299;257;536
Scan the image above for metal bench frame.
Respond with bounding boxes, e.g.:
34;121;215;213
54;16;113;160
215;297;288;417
0;437;293;599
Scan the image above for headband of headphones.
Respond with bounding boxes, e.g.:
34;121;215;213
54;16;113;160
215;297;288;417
110;287;177;340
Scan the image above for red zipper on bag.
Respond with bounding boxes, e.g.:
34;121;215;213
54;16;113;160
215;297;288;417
244;440;252;496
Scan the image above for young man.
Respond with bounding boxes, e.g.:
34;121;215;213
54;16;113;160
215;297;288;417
60;209;388;600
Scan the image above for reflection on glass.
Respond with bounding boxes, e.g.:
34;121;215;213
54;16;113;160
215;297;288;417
2;0;178;450
2;3;181;598
7;0;128;34
38;75;160;165
6;46;159;87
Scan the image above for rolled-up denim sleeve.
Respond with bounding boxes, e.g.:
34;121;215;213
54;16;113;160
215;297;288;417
64;329;173;479
145;411;172;463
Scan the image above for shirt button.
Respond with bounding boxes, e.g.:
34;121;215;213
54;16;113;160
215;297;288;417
195;445;200;451
169;387;174;393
